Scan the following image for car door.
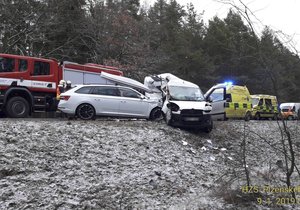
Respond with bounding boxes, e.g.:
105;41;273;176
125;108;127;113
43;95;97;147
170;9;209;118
118;87;149;117
206;88;226;120
89;86;121;115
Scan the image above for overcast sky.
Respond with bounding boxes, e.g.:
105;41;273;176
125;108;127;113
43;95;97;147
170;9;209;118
142;0;300;53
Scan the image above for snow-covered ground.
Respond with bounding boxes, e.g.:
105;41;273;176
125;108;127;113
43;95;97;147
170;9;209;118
0;118;299;209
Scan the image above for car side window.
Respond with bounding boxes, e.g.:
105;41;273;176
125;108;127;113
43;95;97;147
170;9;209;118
258;99;263;106
75;87;93;94
33;61;50;75
0;57;15;72
120;88;140;98
19;59;28;72
92;86;120;96
210;88;225;102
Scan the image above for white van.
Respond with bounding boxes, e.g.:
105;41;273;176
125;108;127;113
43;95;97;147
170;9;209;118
144;74;213;132
279;103;300;120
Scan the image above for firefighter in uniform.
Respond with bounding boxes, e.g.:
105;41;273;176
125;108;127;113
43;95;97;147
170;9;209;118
56;80;66;100
65;80;72;91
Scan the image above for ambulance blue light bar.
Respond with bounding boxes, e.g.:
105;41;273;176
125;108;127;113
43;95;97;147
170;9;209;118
224;81;233;86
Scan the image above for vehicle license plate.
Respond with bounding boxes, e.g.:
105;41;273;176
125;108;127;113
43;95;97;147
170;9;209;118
184;117;199;121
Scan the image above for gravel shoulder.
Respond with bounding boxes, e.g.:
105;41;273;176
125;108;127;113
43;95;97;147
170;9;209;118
0;118;300;209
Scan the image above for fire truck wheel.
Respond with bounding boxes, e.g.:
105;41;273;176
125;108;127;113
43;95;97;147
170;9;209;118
6;97;30;118
76;103;95;120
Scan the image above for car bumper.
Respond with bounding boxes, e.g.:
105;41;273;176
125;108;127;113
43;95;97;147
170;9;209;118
57;105;76;114
171;112;212;128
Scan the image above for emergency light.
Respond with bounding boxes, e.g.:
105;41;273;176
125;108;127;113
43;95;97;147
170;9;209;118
224;81;233;86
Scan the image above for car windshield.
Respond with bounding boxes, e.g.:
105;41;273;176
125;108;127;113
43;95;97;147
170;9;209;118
251;98;259;105
169;86;204;101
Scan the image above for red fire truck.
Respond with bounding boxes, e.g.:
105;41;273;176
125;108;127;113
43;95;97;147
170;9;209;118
0;53;123;117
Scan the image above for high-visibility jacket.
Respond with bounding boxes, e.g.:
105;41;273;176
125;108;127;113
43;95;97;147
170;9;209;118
56;86;65;100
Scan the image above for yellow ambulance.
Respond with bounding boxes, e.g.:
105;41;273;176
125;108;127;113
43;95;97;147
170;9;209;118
251;95;279;120
205;82;252;121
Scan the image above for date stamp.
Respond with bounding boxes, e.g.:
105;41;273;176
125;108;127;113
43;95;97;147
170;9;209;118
240;185;300;205
257;197;300;205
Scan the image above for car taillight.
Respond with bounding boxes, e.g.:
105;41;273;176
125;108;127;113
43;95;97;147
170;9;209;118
60;95;71;101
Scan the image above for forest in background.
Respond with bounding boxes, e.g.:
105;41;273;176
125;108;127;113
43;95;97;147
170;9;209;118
0;0;299;102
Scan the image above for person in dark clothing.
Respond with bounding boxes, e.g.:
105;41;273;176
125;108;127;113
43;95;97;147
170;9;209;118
65;80;72;91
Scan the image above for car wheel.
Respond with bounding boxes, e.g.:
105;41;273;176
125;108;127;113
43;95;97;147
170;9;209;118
6;97;30;118
244;111;251;121
203;117;213;133
149;107;162;120
287;116;293;120
164;109;172;125
272;114;279;120
254;113;260;120
76;104;95;120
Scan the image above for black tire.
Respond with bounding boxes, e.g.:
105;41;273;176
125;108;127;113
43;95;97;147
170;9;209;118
273;113;279;120
6;97;30;118
287;116;293;120
203;117;213;133
244;111;251;121
76;104;95;120
149;107;162;121
254;113;260;120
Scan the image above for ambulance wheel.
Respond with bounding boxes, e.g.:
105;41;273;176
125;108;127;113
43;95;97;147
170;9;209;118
254;113;260;120
244;112;251;121
76;103;95;120
6;97;30;118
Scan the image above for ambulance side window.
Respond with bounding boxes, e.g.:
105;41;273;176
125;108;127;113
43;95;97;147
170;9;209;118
258;99;263;106
225;94;232;102
210;88;225;102
265;99;272;108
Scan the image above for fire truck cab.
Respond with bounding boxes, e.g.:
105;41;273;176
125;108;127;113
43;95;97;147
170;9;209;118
0;54;122;117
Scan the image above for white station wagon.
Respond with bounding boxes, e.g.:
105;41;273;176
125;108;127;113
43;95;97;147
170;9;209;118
58;85;162;120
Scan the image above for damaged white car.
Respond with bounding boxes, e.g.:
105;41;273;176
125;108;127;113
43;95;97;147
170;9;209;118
144;74;213;132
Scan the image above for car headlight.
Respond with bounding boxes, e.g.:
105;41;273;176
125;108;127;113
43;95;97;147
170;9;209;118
167;102;180;112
